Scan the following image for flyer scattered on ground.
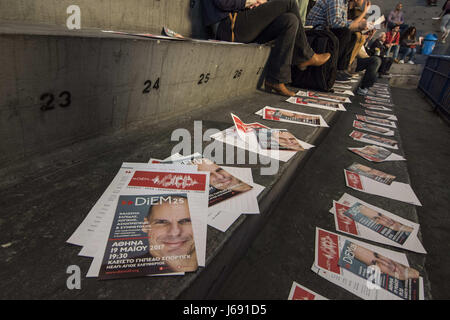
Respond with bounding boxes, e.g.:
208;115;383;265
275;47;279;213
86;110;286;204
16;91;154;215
350;130;399;149
312;228;424;300
346;162;396;185
333;83;352;90
67;163;212;278
353;120;394;136
348;145;405;162
288;281;328;300
210;114;314;162
365;110;398;120
98;193;199;279
286;96;346;111
356;115;397;129
295;90;351;103
256;106;329;127
364;97;394;107
332;88;354;96
329;193;426;253
150;153;265;232
360;103;393;112
344;168;422;206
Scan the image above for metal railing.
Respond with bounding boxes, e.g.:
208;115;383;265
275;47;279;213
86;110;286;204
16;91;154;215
418;55;450;122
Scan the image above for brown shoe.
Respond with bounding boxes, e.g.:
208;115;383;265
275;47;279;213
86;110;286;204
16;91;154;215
264;81;295;97
298;52;331;71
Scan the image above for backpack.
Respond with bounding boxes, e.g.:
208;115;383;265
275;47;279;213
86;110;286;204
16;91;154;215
290;28;339;92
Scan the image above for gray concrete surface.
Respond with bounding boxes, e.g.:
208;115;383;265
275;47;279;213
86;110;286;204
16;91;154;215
0;22;270;166
216;82;441;300
0;0;206;38
0;84;344;299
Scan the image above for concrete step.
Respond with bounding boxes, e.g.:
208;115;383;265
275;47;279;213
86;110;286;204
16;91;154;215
0;22;270;167
0;0;206;37
0;84;349;299
390;61;424;75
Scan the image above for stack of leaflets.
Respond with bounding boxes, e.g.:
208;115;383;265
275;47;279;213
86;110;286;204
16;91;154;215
210;113;314;162
343;162;421;205
286;96;347;111
67;162;211;279
255;106;329;127
312;228;425;300
149;151;265;232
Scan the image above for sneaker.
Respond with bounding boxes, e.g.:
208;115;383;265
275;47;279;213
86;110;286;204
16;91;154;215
357;87;368;96
394;58;400;63
399;60;405;64
408;60;415;64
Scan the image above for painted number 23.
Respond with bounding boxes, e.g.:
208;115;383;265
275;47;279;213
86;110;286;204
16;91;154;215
40;91;71;111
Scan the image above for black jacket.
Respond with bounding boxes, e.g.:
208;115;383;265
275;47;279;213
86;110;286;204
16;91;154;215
202;0;247;26
369;39;388;57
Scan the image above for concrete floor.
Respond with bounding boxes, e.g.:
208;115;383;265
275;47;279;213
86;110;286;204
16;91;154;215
215;85;449;300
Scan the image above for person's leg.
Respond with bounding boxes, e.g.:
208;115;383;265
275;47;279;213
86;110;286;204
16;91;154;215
225;0;315;84
296;0;309;26
233;0;314;61
399;47;410;61
392;44;400;60
410;47;417;61
356;56;382;88
254;13;301;84
386;45;392;57
379;57;393;74
349;32;365;68
331;28;357;70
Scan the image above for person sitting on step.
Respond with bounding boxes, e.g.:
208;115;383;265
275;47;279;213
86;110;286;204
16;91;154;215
306;0;371;81
202;0;331;97
385;25;401;62
368;32;394;77
398;26;422;64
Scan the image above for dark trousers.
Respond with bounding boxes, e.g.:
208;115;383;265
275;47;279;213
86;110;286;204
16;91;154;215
379;57;393;74
356;56;382;88
216;0;314;84
330;28;357;70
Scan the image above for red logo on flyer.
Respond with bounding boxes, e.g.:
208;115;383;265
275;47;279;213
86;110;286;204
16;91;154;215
334;203;358;235
292;287;316;300
264;108;279;120
317;229;341;274
128;171;206;191
295;98;307;104
345;170;363;190
350;131;363;139
353;121;363;129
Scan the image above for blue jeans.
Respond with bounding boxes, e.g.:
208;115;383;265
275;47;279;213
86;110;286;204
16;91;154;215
399;47;416;61
386;44;400;59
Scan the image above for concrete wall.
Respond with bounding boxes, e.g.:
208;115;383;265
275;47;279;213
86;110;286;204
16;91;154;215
0;30;270;165
0;0;206;37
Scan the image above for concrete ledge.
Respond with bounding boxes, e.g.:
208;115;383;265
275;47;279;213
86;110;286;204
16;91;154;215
0;22;270;166
0;0;205;37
